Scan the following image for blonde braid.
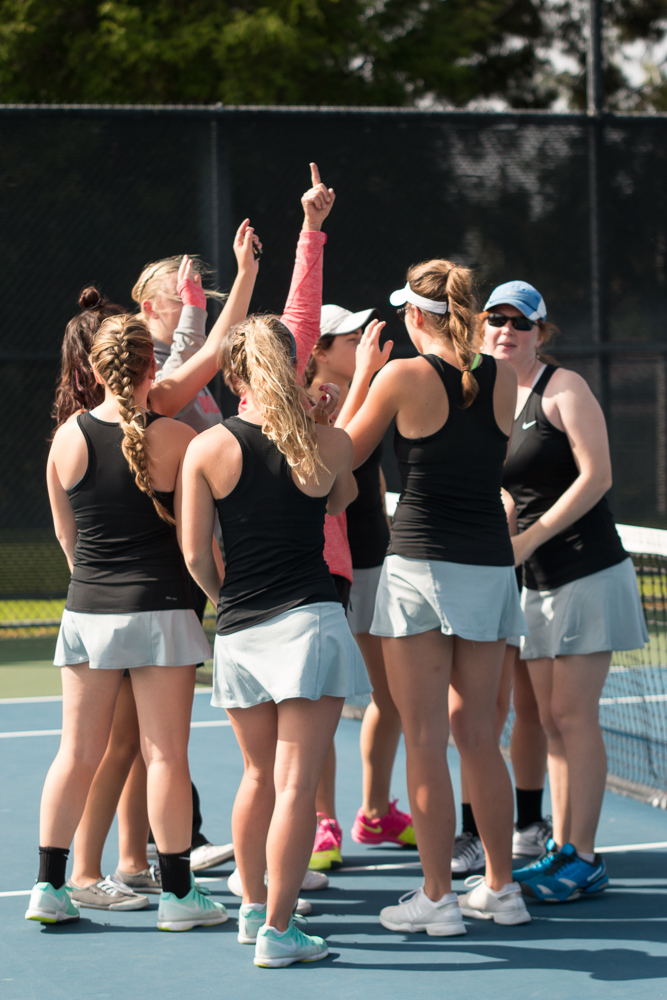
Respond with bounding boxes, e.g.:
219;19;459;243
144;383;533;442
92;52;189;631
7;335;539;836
222;315;327;484
406;260;480;408
91;315;175;524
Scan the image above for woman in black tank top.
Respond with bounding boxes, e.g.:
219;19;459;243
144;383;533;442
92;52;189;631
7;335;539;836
28;316;226;932
483;280;646;902
181;314;368;962
337;260;531;933
304;306;415;857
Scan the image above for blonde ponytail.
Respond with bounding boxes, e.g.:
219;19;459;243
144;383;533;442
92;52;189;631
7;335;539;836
406;260;480;408
90;315;175;524
222;315;326;484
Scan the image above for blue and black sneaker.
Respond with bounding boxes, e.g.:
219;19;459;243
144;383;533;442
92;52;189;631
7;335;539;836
516;842;609;902
512;838;562;882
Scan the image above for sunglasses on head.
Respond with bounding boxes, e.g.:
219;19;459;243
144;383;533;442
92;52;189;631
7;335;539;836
486;312;536;331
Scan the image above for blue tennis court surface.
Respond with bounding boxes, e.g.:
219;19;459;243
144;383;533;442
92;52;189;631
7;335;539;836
1;691;666;1000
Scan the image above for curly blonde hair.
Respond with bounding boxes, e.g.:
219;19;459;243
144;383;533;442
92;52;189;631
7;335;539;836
221;315;326;484
406;260;480;408
90;315;174;524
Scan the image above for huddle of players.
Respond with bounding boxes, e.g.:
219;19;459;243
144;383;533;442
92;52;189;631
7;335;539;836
25;164;647;968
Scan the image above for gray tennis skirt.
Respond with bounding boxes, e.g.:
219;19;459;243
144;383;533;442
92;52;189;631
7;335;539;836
347;565;383;635
54;608;212;671
212;601;372;710
370;554;527;642
520;557;648;660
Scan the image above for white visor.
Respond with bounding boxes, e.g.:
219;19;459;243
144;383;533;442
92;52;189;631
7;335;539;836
389;282;449;315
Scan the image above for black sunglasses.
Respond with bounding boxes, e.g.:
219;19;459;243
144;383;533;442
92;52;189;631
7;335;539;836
486;312;536;331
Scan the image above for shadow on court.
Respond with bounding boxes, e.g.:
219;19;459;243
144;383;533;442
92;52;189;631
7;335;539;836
3;704;667;999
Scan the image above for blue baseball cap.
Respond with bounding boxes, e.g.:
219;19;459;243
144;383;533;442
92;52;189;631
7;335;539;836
483;280;547;321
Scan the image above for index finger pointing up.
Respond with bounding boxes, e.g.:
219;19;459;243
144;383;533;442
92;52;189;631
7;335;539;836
310;162;321;187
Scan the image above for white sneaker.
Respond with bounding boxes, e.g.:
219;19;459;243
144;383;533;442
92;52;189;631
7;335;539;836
512;818;553;858
190;842;235;872
458;876;531;925
379;887;466;936
227;866;328;897
451;833;486;878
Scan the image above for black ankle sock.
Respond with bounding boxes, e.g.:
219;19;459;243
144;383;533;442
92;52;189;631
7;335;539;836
38;846;69;889
516;788;544;830
158;848;192;899
461;803;478;838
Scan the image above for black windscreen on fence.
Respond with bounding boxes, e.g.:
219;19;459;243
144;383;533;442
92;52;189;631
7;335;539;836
1;106;667;610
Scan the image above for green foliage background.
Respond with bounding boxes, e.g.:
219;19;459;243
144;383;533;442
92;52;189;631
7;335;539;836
1;0;665;109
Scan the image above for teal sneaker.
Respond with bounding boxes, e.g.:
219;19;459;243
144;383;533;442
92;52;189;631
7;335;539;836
157;877;228;931
25;882;80;924
254;917;328;968
238;904;308;944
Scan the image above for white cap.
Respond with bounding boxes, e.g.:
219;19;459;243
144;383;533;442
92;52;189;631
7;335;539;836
389;282;449;315
320;304;378;336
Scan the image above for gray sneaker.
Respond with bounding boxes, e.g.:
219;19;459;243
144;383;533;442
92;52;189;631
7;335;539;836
512;817;553;858
451;833;486;878
68;877;148;910
112;865;162;894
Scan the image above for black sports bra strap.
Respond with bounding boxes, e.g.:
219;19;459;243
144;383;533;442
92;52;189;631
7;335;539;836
533;363;558;397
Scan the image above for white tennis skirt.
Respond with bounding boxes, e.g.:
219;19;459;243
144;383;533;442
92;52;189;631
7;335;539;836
347;565;383;635
370;554;528;642
520;557;648;660
212;601;372;709
55;609;212;671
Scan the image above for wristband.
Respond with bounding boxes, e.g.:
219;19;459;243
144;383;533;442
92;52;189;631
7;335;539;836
177;277;207;310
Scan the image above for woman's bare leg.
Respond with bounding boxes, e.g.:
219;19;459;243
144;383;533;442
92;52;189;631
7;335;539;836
511;657;548;791
70;676;141;885
130;665;195;854
314;742;337;820
383;630;454;901
449;637;514;890
226;701;278;906
116;752;150;874
551;652;611;854
357;632;402;818
266;696;344;930
40;665;123;848
526;657;570;846
458;642;514;805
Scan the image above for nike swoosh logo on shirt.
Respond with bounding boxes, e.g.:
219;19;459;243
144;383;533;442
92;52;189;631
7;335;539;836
563;635;580;642
522;420;537;430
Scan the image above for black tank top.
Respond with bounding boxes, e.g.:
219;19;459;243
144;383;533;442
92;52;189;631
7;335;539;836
388;354;514;566
502;364;626;590
346;443;390;569
215;417;339;635
66;411;191;613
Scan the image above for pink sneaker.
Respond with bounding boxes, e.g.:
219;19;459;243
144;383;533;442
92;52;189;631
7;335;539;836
351;799;417;847
309;814;343;870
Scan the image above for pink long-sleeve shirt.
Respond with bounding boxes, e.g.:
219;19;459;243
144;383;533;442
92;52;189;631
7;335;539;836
282;231;353;584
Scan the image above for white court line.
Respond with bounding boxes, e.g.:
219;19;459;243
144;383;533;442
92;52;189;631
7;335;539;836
0;688;214;707
598;841;667;853
0;718;231;739
600;694;667;704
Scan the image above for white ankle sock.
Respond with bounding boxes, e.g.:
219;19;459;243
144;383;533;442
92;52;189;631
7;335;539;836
577;851;596;864
246;902;266;911
423;888;457;905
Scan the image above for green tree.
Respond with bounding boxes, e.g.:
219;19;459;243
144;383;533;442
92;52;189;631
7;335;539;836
0;0;555;106
543;0;667;111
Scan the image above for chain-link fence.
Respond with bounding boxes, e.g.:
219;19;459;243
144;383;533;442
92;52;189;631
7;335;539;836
1;105;666;628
